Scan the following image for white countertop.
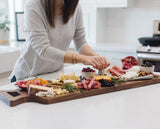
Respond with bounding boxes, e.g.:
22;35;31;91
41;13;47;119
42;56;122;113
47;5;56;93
0;64;160;129
0;46;20;74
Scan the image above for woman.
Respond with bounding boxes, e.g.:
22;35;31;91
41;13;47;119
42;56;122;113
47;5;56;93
10;0;110;82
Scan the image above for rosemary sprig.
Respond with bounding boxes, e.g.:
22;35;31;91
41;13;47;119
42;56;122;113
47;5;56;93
65;84;88;93
65;84;76;93
79;89;89;93
111;77;126;85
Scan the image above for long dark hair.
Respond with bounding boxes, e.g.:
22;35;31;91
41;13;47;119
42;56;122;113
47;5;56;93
45;0;79;27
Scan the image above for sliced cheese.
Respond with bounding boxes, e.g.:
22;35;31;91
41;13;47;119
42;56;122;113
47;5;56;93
59;72;80;81
128;66;140;73
28;84;53;96
51;79;60;84
64;80;75;84
59;73;63;81
93;76;112;82
120;72;138;80
53;88;68;95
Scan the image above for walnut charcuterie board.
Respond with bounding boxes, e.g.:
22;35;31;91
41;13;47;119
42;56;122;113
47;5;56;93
0;77;160;107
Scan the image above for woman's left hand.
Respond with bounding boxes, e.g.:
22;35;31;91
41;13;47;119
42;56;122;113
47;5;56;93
96;56;110;70
82;56;110;70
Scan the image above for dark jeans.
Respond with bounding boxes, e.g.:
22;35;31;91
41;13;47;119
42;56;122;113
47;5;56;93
11;76;17;83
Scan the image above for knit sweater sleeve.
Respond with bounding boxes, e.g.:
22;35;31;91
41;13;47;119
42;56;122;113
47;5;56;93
73;4;88;52
24;1;65;64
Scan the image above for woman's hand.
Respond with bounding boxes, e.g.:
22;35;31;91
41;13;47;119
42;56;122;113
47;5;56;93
83;56;110;70
64;53;110;70
78;45;110;70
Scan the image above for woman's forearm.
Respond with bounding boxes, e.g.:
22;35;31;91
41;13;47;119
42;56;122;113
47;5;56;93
64;52;85;64
79;45;98;56
64;52;93;64
64;52;110;70
64;45;98;63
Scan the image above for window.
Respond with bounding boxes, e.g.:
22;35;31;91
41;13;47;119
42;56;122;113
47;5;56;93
0;0;8;16
8;0;25;47
0;0;9;44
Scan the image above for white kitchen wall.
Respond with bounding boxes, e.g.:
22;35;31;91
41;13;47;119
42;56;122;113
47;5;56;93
97;0;160;50
9;0;26;43
0;0;8;16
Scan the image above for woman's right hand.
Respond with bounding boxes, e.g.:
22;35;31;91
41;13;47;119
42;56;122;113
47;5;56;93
83;56;110;70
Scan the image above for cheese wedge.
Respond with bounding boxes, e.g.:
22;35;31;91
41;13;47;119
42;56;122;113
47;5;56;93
28;84;53;96
93;76;112;82
63;80;75;84
51;79;60;84
59;72;80;81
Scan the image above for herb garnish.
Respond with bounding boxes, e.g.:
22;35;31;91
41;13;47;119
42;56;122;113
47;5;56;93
65;84;88;93
65;84;76;93
111;78;126;85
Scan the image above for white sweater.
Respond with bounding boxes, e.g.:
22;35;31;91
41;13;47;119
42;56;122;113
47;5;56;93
10;0;87;80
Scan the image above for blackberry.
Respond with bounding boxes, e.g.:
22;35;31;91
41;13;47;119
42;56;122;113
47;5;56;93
99;79;115;87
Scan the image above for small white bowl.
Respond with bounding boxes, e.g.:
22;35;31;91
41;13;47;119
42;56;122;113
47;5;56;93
140;66;155;73
81;72;96;78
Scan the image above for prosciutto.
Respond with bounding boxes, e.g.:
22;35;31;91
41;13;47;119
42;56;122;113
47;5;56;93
108;66;126;77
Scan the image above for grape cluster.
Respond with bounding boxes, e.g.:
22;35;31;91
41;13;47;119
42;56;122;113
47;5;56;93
82;67;95;72
141;62;153;67
99;79;115;87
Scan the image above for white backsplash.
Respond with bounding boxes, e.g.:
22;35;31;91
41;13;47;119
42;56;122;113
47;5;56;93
93;47;137;67
97;0;160;50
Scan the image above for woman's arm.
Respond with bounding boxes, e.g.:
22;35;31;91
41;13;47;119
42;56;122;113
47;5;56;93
79;45;98;56
64;52;110;70
79;45;111;70
72;5;110;70
24;2;65;64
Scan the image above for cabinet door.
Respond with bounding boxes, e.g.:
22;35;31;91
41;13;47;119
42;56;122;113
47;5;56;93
0;0;8;15
96;0;127;7
69;3;96;48
80;0;95;5
81;5;97;46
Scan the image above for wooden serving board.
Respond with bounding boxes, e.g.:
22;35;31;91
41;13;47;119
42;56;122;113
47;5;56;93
0;77;160;107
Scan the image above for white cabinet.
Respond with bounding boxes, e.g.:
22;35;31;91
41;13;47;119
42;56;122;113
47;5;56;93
80;0;94;5
79;0;131;45
80;4;97;45
96;0;127;8
80;0;128;8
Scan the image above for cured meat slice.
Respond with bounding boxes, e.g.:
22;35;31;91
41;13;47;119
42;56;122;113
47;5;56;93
88;78;95;90
108;68;122;77
82;80;88;90
112;66;126;74
78;78;101;90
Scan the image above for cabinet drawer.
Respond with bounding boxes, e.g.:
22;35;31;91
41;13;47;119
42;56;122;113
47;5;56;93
79;0;96;6
96;0;127;7
80;0;127;8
